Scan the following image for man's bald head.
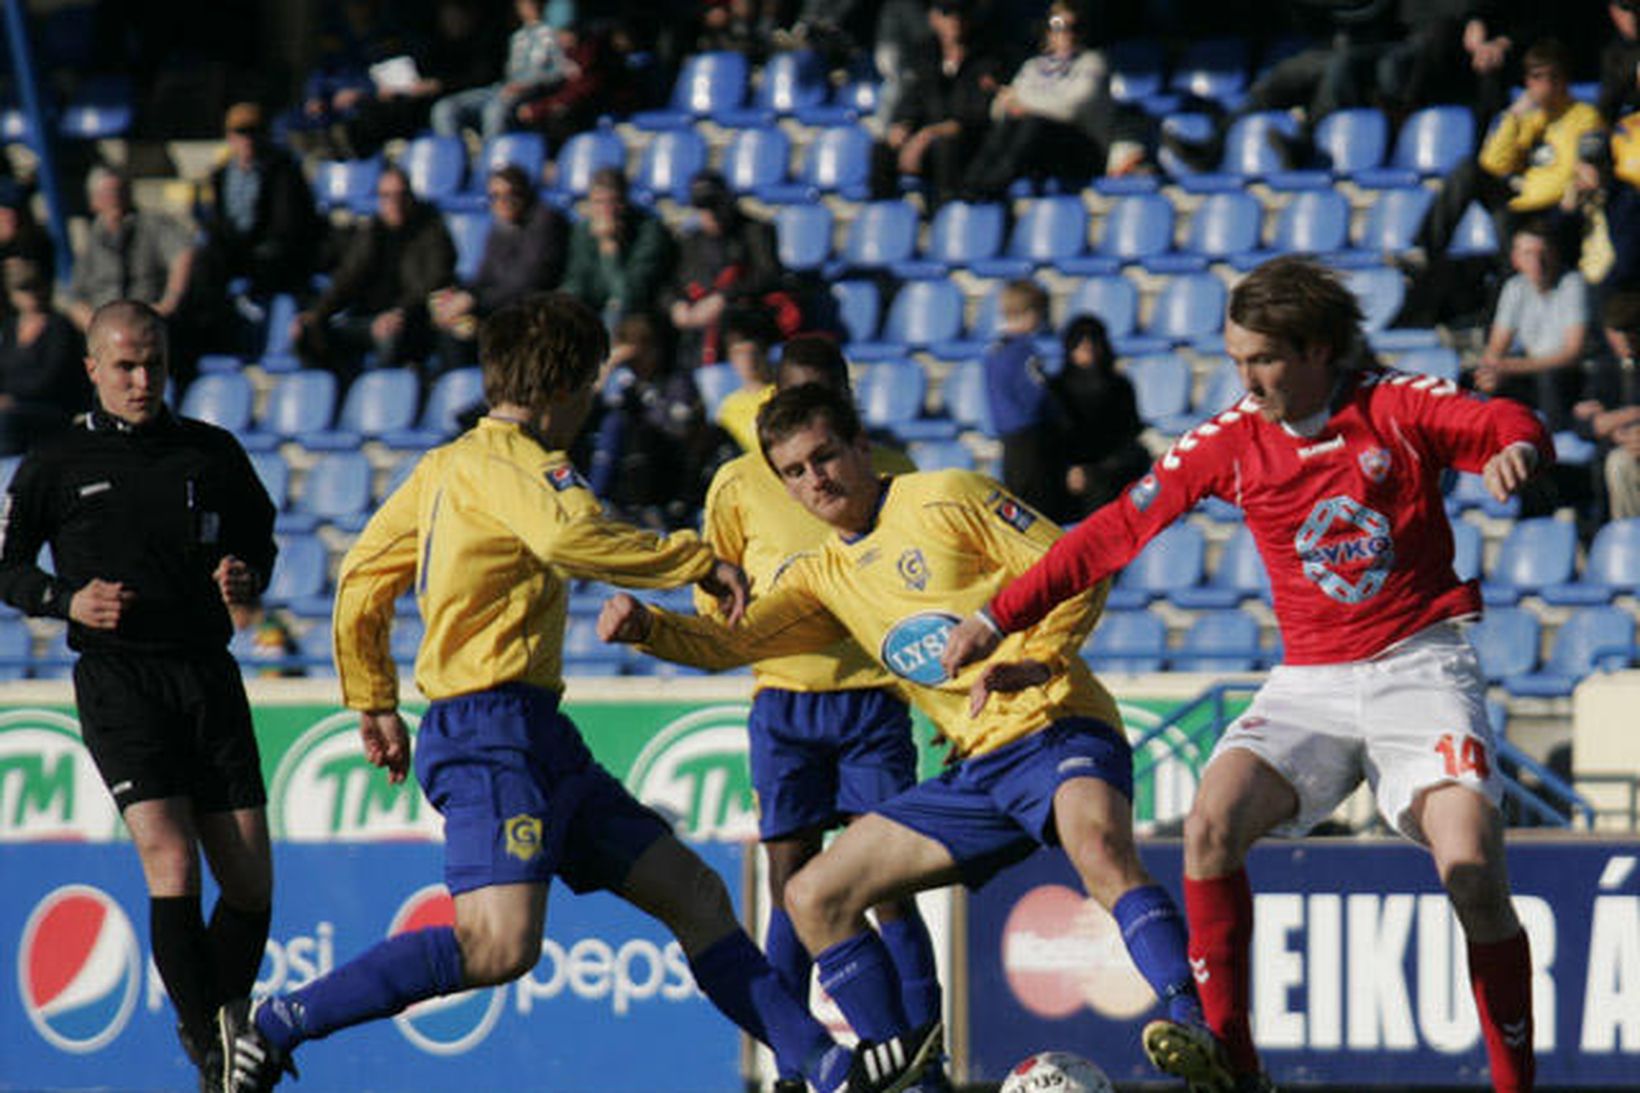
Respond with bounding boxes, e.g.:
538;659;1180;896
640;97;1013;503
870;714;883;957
85;300;169;426
87;300;168;362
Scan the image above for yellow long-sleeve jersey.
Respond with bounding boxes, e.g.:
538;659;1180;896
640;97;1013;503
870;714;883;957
1479;100;1604;212
716;384;774;452
333;417;716;710
643;470;1120;758
696;443;916;692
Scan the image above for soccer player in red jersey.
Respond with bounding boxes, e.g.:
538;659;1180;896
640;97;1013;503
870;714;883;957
942;256;1548;1093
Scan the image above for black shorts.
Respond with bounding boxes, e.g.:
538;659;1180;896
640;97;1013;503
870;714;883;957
73;648;266;814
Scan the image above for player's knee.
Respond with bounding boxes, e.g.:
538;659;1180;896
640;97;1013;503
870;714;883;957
456;921;542;986
134;840;199;893
784;862;853;935
1440;857;1510;921
1183;806;1244;874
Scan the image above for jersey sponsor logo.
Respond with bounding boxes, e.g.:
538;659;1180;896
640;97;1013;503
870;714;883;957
18;884;142;1052
1359;447;1392;483
389;885;508;1054
0;711;123;842
626;704;757;842
880;611;961;686
1129;473;1160;512
1295;496;1394;605
504;814;543;862
989;493;1037;533
77;482;111;497
897;547;929;591
1297;435;1345;459
545;464;589;492
268;711;441;842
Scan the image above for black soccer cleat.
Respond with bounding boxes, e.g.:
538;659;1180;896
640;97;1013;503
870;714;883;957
1143;1016;1235;1091
177;1022;225;1093
218;997;299;1093
773;1080;808;1093
839;1021;944;1093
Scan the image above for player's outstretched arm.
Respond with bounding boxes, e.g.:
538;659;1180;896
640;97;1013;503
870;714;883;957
1482;441;1540;502
696;558;749;625
967;659;1052;717
359;709;411;785
598;593;653;644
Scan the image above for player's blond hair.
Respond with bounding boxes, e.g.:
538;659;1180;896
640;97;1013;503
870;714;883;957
479;293;609;413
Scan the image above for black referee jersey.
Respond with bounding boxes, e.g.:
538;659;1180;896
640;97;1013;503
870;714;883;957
0;408;277;654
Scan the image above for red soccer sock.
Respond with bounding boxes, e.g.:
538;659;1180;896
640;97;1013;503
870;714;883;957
1183;869;1259;1075
1469;930;1535;1093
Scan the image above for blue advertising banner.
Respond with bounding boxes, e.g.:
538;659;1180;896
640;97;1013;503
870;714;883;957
966;839;1640;1088
0;843;745;1092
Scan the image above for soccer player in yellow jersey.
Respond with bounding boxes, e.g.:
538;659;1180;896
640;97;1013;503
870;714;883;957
702;336;944;1092
601;383;1234;1091
216;296;939;1093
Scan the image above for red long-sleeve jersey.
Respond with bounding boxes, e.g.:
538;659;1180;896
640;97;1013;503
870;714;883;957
990;368;1555;665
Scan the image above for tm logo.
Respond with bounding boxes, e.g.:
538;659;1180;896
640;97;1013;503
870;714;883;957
268;711;441;841
626;705;757;842
0;710;122;842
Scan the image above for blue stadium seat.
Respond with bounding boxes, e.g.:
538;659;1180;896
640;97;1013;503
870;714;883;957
1108;39;1167;104
972;196;1087;278
1347;266;1406;331
757;50;828;115
553;128;626;197
1354;186;1435;255
858;362;956;441
1445;470;1520;519
444;210;491;284
31;628;74;680
0;616;30;681
480;132;547;182
723;126;792;195
1542;519;1640;605
1233;190;1347;269
776;203;834;271
1357;105;1475;187
635;50;750;128
1083;610;1167;674
1154;192;1260;273
564;611;626;676
856;281;964;358
1107;522;1206;609
1397;346;1461;383
692;363;739;420
1307;107;1389;177
1168;37;1250;106
895;201;1005;278
249;451;291;511
261;294;300;361
1143;272;1228;348
1482;517;1577;605
1127;353;1194;434
907;438;975;471
402;134;467;206
308;369;422;450
835;200;918;273
794;125;873;199
1087;193;1173;273
1468;606;1541;681
832;280;881;344
1173;524;1269;608
1506;607;1636;698
1447;200;1500;259
264;533;329;613
0;455;20;496
1219;111;1301;178
1174;609;1264;671
942;359;993;436
250;369;337;444
314;157;383;214
635;128;709;201
1196;357;1245;416
181;372;255;434
1451;518;1483;582
383;367;484;449
1064;275;1141;341
288;451;373;533
60;76;135;140
390;617;425;667
296;623;336;673
379;454;420;502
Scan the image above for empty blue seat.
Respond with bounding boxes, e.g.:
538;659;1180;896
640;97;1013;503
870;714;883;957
858;362;955;441
1451;518;1483;582
1447;200;1500;259
1347;266;1406;331
1220;111;1301;178
481;132;547;181
1506;607;1636;697
1446;470;1520;519
832;280;881;344
378;454;420;502
1107;522;1206;609
181;372;254;433
1165;192;1261;271
1482;517;1578;605
895;201;1005;278
1089;193;1173;272
634;50;750;128
383;367;484;449
444;210;491;284
942;359;993;436
1108;39;1167;104
972;196;1087;278
797;125;873;197
836;200;918;272
1311;107;1390;176
31;629;74;680
723;126;792;194
757;51;828;115
1355;186;1435;255
1468;606;1541;681
1143;272;1227;347
907;438;975;471
1064;276;1140;341
1357;105;1475;187
290;451;373;533
264;533;329;609
635;128;709;200
692;364;739;420
252;369;337;442
860;281;964;355
1174;524;1270;608
1197;357;1244;415
249;451;291;511
401;134;467;205
1398;346;1461;383
1174;609;1263;672
309;369;422;450
314;157;383;214
1084;610;1167;674
1127;354;1194;434
0;616;30;681
1542;519;1640;605
1168;37;1250;105
60;76;135;140
776;204;834;271
1232;190;1347;270
553;128;626;197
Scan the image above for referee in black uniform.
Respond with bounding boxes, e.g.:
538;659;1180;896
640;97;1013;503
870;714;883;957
0;300;278;1092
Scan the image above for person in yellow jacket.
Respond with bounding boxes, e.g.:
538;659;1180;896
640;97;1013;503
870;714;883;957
1420;37;1604;256
599;382;1236;1092
214;294;940;1093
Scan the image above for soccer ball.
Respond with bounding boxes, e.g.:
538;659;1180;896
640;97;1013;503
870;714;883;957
998;1050;1114;1093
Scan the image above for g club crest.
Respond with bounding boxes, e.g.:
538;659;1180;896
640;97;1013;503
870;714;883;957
504;814;543;862
897;548;930;590
1358;447;1392;483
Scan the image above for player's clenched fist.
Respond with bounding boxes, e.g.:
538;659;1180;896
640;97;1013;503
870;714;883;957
69;578;134;630
598;593;653;643
697;558;750;625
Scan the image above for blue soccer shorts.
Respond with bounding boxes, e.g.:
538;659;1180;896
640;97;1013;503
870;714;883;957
874;717;1132;889
414;683;672;896
748;686;917;841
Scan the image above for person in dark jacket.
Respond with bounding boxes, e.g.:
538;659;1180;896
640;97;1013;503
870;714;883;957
1049;313;1150;522
982;278;1063;519
0;261;88;455
667;169;784;371
430;164;567;369
560;167;674;326
291;165;457;378
0;301;277;1091
0;178;55;281
199;103;324;299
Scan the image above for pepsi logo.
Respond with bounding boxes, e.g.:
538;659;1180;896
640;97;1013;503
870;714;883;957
18;884;141;1052
1000;884;1153;1020
389;884;506;1054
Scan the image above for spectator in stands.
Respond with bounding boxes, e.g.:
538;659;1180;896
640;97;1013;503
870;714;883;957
431;0;572;142
587;312;713;528
1049;313;1150;523
198;103;324;305
287;0;413;155
872;0;1000;212
515;20;635;145
693;0;774;62
960;2;1128;198
229;602;303;679
668;170;784;371
983;279;1062;519
1417;38;1604;260
291;166;456;380
1474;219;1590;432
562;168;674;327
431;165;568;370
1600;0;1640;124
322;0;507;160
715;309;780;452
0;179;54;279
0;261;87;455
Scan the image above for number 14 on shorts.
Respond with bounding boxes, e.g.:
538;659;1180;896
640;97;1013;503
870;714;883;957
1434;733;1491;778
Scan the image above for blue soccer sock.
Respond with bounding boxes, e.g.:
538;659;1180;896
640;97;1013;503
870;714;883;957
815;929;908;1042
765;908;814;1079
878;912;941;1030
254;926;465;1051
688;931;838;1087
1113;884;1204;1027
